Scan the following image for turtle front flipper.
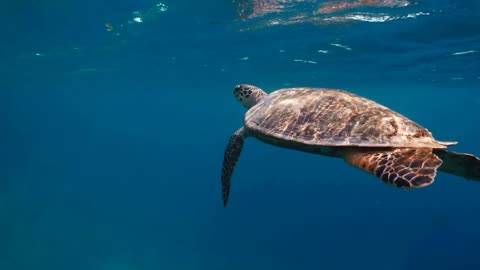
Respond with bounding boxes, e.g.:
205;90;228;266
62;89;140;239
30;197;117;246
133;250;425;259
221;127;246;207
343;148;443;188
433;149;480;180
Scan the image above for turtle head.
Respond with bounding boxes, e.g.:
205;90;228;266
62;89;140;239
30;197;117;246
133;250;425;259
233;84;267;109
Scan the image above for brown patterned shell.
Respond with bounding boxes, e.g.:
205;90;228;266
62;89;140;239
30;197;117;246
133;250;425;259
244;88;454;148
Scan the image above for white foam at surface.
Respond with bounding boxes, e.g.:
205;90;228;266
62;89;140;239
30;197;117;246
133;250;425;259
451;50;477;56
323;12;429;23
293;59;317;64
330;43;352;50
345;14;394;22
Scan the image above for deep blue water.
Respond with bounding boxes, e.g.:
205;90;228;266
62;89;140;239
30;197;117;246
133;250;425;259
2;0;480;269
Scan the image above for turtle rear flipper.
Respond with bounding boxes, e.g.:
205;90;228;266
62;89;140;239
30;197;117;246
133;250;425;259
344;148;443;188
433;149;480;180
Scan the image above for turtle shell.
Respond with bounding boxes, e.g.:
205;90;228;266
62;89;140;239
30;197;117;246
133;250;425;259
244;88;453;148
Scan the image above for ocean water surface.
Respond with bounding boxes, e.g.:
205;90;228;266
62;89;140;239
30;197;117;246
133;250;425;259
2;0;480;269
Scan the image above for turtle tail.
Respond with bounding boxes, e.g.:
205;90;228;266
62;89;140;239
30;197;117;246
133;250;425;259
433;149;480;180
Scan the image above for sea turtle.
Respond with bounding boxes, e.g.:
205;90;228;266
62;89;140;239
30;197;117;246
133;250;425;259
221;84;480;207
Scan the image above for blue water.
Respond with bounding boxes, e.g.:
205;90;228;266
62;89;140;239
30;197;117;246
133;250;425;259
2;0;480;269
